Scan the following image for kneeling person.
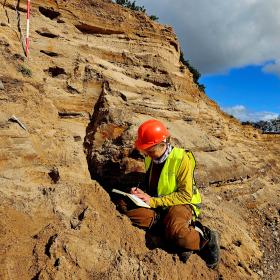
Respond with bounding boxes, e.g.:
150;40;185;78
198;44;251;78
121;119;220;269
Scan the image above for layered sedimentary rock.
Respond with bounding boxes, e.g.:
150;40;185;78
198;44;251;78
0;1;279;279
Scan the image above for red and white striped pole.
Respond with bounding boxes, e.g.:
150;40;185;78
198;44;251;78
26;0;31;58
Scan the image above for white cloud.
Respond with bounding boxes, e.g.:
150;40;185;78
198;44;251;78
223;105;279;122
137;0;280;75
263;60;280;77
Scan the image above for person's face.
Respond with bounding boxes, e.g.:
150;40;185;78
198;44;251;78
142;143;166;159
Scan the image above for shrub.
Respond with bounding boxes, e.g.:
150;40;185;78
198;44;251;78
149;15;159;21
116;0;146;12
241;121;251;125
17;64;32;77
242;118;280;133
180;49;205;92
115;1;158;21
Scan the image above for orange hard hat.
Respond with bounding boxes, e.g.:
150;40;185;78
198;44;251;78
135;119;170;150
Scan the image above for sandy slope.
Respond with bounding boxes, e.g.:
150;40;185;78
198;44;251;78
0;1;279;279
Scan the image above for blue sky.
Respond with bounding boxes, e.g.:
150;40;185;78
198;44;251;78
136;0;280;121
201;65;280;121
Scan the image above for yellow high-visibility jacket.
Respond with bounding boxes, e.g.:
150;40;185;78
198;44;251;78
145;147;201;217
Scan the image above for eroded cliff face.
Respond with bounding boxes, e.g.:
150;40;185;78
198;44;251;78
0;1;279;279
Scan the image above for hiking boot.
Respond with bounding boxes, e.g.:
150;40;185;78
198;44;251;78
179;250;193;263
199;227;220;269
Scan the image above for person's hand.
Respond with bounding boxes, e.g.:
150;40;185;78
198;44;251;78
131;188;151;205
130;187;144;195
135;192;151;205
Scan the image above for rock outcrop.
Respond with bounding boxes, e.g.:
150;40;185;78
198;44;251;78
0;1;279;279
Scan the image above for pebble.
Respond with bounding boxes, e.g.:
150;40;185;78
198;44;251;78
0;80;4;90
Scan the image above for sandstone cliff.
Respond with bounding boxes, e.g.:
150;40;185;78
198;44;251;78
0;1;279;279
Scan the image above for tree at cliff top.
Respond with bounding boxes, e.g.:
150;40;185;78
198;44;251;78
116;0;146;12
180;49;206;92
115;0;159;21
242;117;280;133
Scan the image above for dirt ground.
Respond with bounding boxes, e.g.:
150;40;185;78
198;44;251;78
0;0;279;279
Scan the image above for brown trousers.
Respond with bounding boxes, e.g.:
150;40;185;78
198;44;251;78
124;204;201;251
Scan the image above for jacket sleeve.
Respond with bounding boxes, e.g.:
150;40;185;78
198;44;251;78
149;152;194;208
